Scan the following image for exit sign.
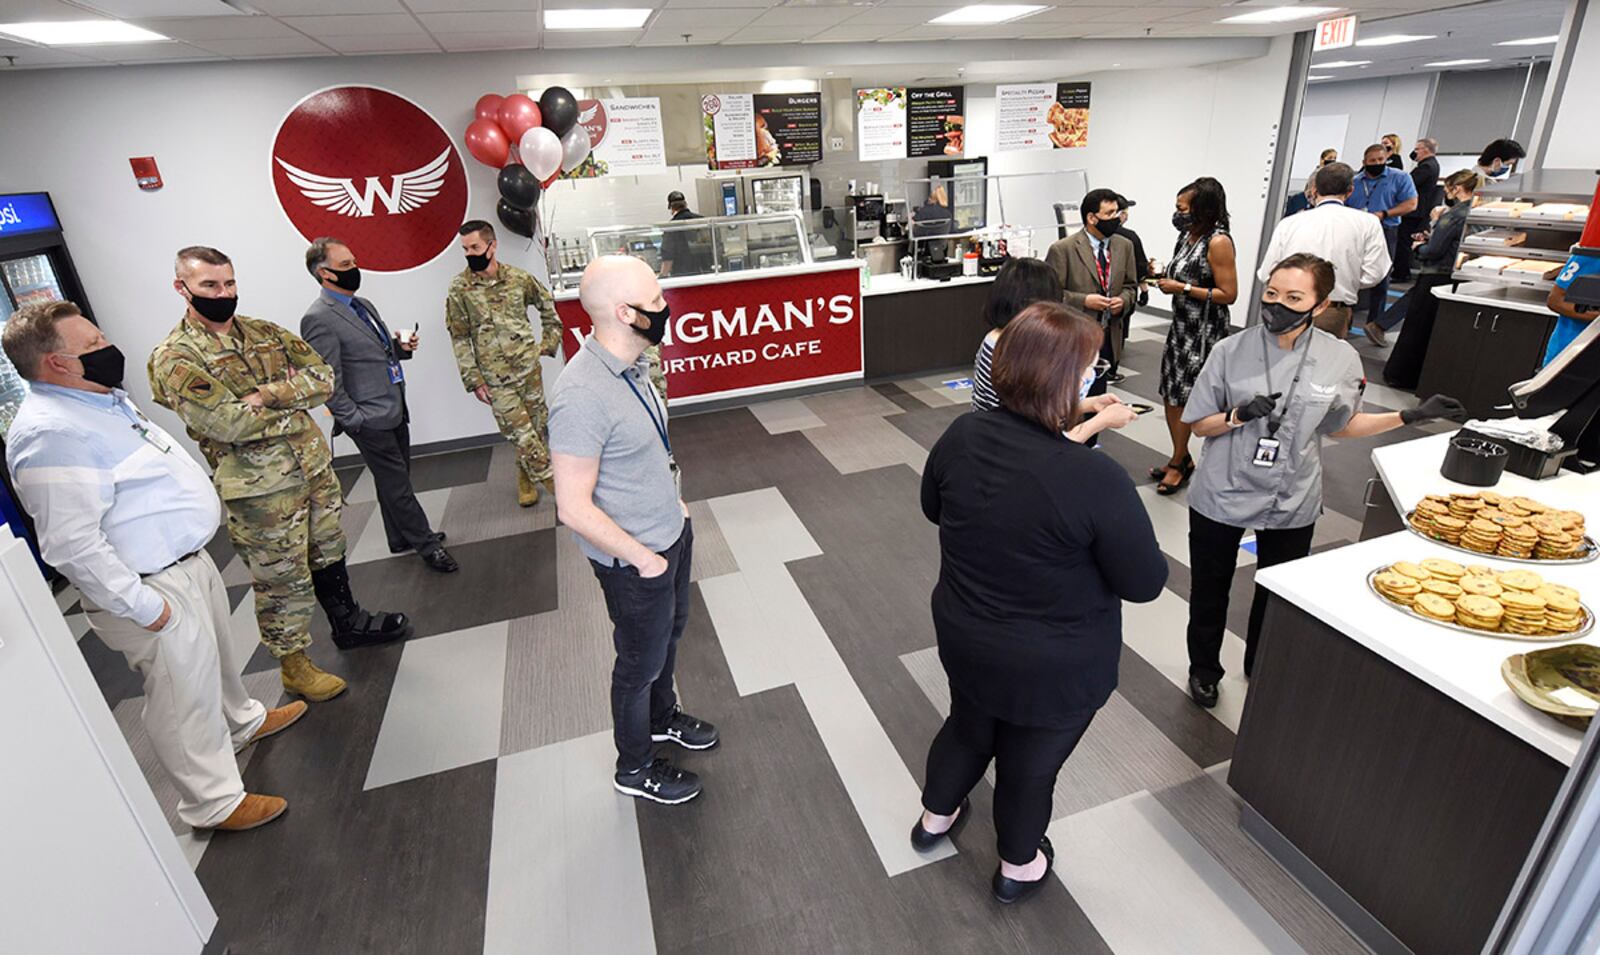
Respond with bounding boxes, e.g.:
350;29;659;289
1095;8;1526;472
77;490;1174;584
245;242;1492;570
1314;15;1358;51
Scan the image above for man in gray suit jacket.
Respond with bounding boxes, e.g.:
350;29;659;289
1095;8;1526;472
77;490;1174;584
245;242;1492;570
300;238;457;573
1044;188;1139;398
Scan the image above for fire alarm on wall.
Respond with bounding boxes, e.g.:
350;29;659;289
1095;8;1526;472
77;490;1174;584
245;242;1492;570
129;156;163;191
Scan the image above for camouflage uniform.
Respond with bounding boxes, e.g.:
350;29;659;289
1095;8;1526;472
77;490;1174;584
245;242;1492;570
149;313;343;659
445;263;563;485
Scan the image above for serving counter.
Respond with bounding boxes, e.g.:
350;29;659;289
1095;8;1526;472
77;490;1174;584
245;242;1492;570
1417;281;1558;418
1231;431;1599;954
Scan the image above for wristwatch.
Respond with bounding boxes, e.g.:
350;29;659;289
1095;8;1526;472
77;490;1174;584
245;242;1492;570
1182;282;1192;295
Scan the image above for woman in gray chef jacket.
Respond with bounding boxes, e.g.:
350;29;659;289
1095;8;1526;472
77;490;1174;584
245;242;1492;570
1180;253;1467;709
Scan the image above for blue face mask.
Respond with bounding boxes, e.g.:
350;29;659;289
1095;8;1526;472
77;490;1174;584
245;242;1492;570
1079;370;1095;399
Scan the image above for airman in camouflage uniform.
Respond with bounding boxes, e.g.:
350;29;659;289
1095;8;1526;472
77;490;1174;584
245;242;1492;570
150;246;409;702
446;221;565;507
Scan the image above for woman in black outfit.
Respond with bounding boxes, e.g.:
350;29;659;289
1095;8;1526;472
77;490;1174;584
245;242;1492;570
970;257;1063;413
911;302;1168;903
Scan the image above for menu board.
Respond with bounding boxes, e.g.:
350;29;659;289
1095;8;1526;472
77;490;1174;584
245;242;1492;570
907;87;965;158
996;82;1092;152
705;92;821;169
856;88;907;162
561;98;667;179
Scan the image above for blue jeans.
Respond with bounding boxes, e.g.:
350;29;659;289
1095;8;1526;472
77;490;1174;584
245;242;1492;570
1359;225;1401;330
590;519;694;773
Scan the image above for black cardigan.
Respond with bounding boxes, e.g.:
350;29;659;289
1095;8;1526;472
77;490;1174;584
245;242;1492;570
921;409;1168;727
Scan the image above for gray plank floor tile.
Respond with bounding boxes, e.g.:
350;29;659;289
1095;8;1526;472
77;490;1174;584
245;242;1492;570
365;621;509;790
706;486;821;568
485;730;655;955
348;487;452;565
800;413;928;475
801;386;906;422
746;396;826;434
1049;791;1307;955
441;443;558;547
686;499;738;582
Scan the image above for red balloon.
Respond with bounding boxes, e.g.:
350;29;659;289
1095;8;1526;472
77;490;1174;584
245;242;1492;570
497;94;543;143
464;118;510;168
474;93;505;123
541;169;561;189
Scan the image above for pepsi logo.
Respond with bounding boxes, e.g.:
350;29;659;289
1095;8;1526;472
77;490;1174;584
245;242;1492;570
271;86;468;273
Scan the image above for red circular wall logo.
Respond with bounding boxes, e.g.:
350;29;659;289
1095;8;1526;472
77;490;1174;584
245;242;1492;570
271;86;468;273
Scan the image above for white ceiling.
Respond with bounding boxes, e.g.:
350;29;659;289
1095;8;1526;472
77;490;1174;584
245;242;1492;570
0;0;1536;70
1309;0;1565;81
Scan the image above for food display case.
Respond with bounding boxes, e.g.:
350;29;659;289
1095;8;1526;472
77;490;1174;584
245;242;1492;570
585;212;811;277
750;174;805;216
1453;170;1590;294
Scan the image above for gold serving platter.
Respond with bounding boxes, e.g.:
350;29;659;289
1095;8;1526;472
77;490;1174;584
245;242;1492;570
1365;567;1594;642
1502;645;1600;728
1403;511;1598;565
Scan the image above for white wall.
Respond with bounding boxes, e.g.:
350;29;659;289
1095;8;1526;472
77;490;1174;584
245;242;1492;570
1543;0;1600;169
0;37;1294;453
1299;73;1433;177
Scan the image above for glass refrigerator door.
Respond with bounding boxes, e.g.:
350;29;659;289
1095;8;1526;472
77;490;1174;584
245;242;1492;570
752;176;802;215
951;165;986;231
0;253;67;437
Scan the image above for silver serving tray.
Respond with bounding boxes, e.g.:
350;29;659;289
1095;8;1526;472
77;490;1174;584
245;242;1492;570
1403;510;1598;565
1366;566;1595;642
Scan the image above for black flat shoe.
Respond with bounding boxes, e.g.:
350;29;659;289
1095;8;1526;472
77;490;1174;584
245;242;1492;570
910;797;969;851
1156;457;1196;496
1189;676;1219;709
389;532;448;555
420;546;459;573
993;837;1055;904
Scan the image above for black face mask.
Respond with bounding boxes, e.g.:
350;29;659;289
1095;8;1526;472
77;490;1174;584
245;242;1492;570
74;344;126;389
466;252;492;273
1409;149;1420;162
1363;162;1386;177
1261;299;1315;335
1445;195;1459;207
629;303;670;346
1172;211;1193;232
324;265;361;292
185;286;238;324
1093;217;1122;238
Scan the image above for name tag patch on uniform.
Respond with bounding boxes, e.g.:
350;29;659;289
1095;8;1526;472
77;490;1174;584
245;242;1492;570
1253;436;1281;468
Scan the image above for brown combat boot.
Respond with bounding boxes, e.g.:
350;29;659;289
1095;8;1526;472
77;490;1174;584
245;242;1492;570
517;468;539;507
280;650;348;702
206;794;287;832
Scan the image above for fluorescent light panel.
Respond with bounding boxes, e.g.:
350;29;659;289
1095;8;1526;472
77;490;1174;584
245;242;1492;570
544;8;652;30
929;5;1048;25
1356;34;1435;46
1312;59;1370;68
1219;6;1338;24
1496;35;1558;46
1307;74;1334;80
1425;58;1491;66
0;20;168;44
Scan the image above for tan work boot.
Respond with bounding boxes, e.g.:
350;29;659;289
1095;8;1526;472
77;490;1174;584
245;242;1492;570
246;700;308;746
280;650;348;702
517;468;539;507
206;794;287;832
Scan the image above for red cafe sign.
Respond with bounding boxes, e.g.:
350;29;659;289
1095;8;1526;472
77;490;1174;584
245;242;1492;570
556;262;863;402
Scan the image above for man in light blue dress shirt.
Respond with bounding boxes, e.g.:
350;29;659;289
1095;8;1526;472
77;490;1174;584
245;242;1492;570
3;301;305;832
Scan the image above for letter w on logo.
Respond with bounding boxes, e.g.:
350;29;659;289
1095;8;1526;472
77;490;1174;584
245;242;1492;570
277;148;451;218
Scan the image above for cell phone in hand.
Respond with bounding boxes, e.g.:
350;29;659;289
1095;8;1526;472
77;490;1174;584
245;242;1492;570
1129;402;1155;416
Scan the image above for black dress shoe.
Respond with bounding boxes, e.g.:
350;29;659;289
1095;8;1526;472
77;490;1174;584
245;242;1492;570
992;836;1055;904
420;546;459;573
1189;676;1219;709
390;532;448;555
910;797;969;851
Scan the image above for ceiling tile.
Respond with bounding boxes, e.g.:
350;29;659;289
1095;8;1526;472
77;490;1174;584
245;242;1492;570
319;33;442;52
72;0;244;16
0;0;112;19
747;7;857;26
188;34;336;55
664;0;782;8
801;23;901;41
281;14;426;36
635;24;740;43
0;37;106;65
416;11;543;32
834;6;956;24
543;29;646;47
243;0;405;14
431;30;541;51
56;38;217;59
128;15;300;39
647;8;764;30
403;0;536;10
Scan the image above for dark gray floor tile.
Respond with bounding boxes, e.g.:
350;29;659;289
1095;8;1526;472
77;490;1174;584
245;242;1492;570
884;402;966;451
672;408;840;503
1116;642;1236;769
227;583;253;612
77;630;144;709
335;464;365;497
873;381;930;414
407;446;493;493
204;526;238;570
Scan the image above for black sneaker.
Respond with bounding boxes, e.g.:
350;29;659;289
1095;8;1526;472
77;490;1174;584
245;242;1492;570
1189;676;1219;709
1106;372;1126;384
614;758;702;805
651;705;719;751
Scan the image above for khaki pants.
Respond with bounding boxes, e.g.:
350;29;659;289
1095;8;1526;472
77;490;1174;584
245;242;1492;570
85;551;266;829
1315;302;1354;339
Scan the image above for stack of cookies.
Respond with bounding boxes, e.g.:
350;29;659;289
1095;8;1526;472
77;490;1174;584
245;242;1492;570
1455;594;1506;631
1409;491;1591;562
1373;569;1423;605
1500;591;1550;636
1461;518;1504;555
1542;585;1585;634
1373;561;1590;637
1500;524;1541;559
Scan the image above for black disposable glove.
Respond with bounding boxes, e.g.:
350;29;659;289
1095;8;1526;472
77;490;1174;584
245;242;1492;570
1401;394;1468;425
1233;392;1281;423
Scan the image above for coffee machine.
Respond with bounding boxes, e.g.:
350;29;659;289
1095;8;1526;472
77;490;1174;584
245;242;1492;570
850;194;885;242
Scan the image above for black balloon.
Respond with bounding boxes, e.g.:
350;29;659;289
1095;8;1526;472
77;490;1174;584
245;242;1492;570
496;198;535;238
497;162;542;210
539;86;579;138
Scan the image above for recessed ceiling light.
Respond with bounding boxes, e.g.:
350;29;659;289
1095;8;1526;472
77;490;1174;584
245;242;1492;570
929;5;1048;26
1219;6;1338;24
1307;74;1334;80
544;8;652;30
1496;35;1558;46
1424;58;1492;66
1312;59;1370;68
1356;34;1435;47
0;20;168;45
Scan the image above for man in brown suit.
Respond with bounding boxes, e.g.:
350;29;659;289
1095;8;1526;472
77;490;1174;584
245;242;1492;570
1045;188;1139;397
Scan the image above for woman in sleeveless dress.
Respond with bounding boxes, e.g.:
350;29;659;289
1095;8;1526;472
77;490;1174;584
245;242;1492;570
1153;177;1238;495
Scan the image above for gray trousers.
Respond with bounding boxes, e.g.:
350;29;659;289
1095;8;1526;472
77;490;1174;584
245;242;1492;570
349;421;436;553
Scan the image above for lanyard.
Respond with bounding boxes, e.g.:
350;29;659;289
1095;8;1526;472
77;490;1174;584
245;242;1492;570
623;371;671;456
1259;325;1315;438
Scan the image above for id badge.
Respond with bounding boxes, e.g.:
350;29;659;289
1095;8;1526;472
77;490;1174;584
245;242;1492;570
135;424;172;454
668;455;682;497
1252;436;1281;468
388;361;404;385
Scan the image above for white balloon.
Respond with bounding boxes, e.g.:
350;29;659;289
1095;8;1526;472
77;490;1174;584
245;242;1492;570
519;127;563;181
560;125;593;174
